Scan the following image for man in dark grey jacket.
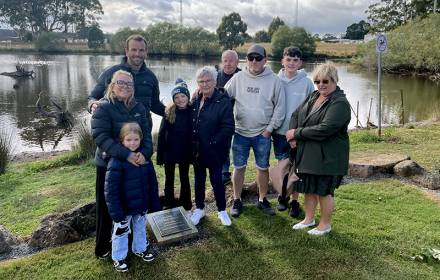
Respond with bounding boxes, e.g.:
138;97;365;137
88;34;165;120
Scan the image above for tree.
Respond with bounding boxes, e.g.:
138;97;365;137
0;0;103;36
33;32;65;52
344;20;370;40
366;0;435;32
254;30;270;43
216;12;248;50
268;16;285;39
87;25;104;49
271;25;316;58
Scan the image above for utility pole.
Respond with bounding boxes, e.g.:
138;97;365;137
295;0;298;26
435;0;438;13
180;0;183;25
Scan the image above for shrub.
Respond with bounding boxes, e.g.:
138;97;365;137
34;32;66;52
271;26;316;59
0;127;14;175
73;120;96;159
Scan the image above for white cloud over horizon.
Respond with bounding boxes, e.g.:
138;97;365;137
99;0;379;35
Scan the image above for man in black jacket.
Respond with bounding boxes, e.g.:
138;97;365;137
88;34;165;120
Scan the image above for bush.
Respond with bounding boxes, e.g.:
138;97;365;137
271;26;316;59
0;128;14;175
73;120;96;159
33;32;66;52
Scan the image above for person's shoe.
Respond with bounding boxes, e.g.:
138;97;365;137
134;250;155;262
289;200;301;218
230;199;243;217
257;198;276;216
308;227;332;236
97;251;110;260
190;208;205;225
218;210;232;226
292;220;316;230
277;196;289;211
113;259;128;272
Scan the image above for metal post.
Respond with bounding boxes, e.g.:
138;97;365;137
180;0;183;25
377;52;382;136
435;0;438;13
295;0;299;27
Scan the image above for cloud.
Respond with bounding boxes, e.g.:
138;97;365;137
99;0;378;35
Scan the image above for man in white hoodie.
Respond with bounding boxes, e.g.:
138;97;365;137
272;47;315;217
225;44;285;217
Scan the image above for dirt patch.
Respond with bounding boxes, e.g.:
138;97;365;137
11;150;69;163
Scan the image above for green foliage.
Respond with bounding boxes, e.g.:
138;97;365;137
366;0;436;32
268;16;286;39
355;14;440;73
350;131;383;143
33;32;66;52
87;25;105;49
344;20;370;40
0;127;13;175
254;30;270;43
271;26;316;58
72;120;96;159
110;24;220;56
216;12;248;50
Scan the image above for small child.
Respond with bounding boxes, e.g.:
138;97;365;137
105;122;161;272
157;78;193;210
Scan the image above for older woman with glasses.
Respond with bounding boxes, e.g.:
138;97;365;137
286;61;351;236
91;70;160;258
189;66;235;226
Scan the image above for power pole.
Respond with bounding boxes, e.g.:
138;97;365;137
295;0;298;26
180;0;183;25
435;0;438;13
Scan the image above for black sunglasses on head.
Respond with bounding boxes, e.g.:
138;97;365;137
247;54;264;62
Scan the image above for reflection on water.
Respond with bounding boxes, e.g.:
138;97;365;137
0;54;439;154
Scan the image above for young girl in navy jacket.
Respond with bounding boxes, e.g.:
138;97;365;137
157;79;193;210
105;122;161;272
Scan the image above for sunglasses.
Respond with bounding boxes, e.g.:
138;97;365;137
247;54;264;62
314;79;330;85
116;80;134;88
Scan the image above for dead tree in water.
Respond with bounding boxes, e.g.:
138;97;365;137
36;91;74;128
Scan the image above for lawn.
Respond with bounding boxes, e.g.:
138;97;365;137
0;124;439;279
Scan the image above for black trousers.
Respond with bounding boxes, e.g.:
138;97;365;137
95;165;112;257
164;162;192;210
194;163;226;212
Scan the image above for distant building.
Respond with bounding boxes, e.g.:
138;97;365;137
0;29;20;41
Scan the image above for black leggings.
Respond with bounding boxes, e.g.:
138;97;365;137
95;165;112;257
164;162;192;210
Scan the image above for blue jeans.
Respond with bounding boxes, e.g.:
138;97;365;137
272;133;290;160
232;133;271;170
111;214;148;262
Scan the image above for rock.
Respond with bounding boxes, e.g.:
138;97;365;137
349;153;410;178
241;181;258;199
412;173;440;190
0;225;21;254
393;160;424;177
29;202;96;249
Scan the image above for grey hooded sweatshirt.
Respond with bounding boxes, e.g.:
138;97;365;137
225;65;285;137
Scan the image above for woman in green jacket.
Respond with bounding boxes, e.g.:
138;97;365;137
286;62;351;236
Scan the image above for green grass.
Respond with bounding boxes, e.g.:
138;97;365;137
1;124;440;279
0;180;439;279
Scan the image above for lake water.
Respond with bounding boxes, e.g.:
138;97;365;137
0;54;439;154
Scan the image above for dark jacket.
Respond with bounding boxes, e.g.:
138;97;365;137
105;158;161;223
192;88;234;166
91;98;153;167
156;106;193;165
216;68;241;88
289;87;351;175
88;57;165;117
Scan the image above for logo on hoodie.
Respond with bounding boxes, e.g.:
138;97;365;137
247;87;260;94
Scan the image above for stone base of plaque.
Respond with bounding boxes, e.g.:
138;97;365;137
147;207;198;244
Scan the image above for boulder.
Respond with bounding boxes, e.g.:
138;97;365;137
414;173;440;190
349;153;410;178
393;160;424;177
29;202;96;249
0;225;21;254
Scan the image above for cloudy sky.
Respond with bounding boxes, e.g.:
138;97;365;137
99;0;379;35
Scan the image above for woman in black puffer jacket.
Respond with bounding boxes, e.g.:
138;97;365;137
91;69;158;258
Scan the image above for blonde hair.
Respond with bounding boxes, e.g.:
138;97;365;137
165;97;191;124
312;61;339;84
104;70;134;106
119;122;143;143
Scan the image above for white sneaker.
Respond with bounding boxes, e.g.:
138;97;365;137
217;210;232;226
190;208;205;225
292;220;316;230
308;227;331;236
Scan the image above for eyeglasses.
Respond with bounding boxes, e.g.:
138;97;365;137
247;54;264;62
116;80;134;88
197;79;213;85
314;79;330;85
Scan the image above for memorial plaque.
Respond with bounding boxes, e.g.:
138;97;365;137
147;207;198;244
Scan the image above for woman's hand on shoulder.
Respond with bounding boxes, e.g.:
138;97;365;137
127;152;139;167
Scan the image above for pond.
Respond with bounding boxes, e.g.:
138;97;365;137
0;53;439;154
